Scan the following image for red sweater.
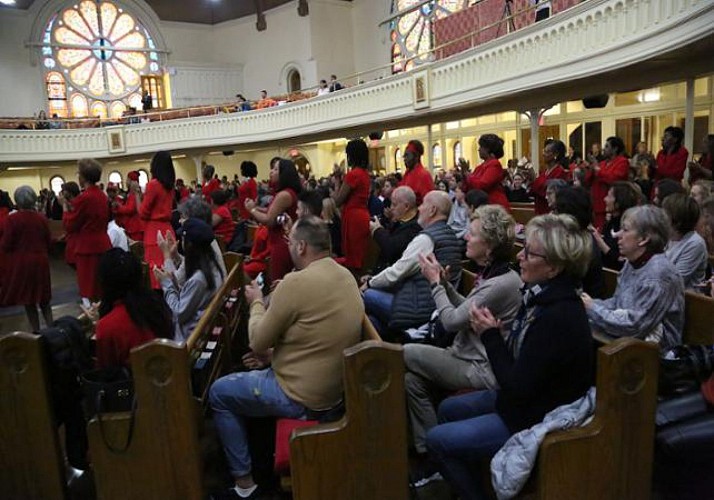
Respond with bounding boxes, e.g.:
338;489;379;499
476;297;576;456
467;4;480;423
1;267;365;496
655;147;689;181
63;185;111;256
95;302;155;369
466;158;510;211
401;163;434;206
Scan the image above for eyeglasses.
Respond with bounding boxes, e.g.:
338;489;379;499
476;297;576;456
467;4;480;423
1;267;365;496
523;245;548;260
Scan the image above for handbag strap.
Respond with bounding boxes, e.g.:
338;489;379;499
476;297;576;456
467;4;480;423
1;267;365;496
96;390;137;454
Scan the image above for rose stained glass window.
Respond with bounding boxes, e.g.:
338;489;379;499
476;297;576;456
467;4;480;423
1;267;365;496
390;0;470;73
42;1;161;118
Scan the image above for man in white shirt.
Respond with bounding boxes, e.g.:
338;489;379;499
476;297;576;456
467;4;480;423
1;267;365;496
107;219;129;251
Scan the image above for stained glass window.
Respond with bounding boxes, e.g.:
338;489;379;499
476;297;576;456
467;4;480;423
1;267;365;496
50;176;65;196
432;143;442;167
453;141;462;163
390;0;470;73
41;1;162;118
395;148;403;170
46;72;68;118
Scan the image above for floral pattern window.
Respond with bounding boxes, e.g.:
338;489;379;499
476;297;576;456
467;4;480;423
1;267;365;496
390;0;470;73
41;1;161;118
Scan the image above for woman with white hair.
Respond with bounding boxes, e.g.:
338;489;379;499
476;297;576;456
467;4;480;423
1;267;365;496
0;185;53;330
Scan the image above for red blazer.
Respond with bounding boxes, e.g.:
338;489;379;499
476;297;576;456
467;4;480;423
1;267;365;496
655;147;689;181
113;192;143;236
238;178;258;220
401;163;434;206
202;178;221;203
530;165;567;215
466;158;510;211
139;179;173;223
590;155;630;215
63;185;111;256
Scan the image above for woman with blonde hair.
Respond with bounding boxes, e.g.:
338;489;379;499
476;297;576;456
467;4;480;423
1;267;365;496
321;196;342;256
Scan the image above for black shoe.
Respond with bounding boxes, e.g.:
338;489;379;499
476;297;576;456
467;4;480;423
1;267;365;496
409;458;443;488
213;485;262;500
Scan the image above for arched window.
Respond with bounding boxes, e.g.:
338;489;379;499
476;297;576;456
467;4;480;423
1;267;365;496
394;148;403;170
137;169;149;190
49;175;65;196
287;69;302;93
432;143;442;168
453;141;462;164
90;101;108;119
46;71;68;118
389;0;469;73
108;170;123;189
70;93;89;117
41;1;162;118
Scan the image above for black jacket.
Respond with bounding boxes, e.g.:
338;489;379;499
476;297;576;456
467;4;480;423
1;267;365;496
372;214;421;273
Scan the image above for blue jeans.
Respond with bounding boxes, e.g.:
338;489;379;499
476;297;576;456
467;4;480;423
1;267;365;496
426;390;511;500
209;368;307;478
363;288;394;336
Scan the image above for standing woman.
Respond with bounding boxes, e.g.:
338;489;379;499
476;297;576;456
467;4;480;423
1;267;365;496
334;138;371;272
244;158;301;282
587;136;630;230
237;161;258;221
61;159;111;302
465;134;510;211
112;170;143;241
0;186;52;330
529;139;568;215
139;151;176;289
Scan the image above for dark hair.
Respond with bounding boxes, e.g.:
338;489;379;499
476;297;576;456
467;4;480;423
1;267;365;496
610;181;640;215
406;140;424;157
478;134;505;159
150;151;176;190
0;190;13;210
664;126;684;149
77;158;102;184
705;134;714;158
346;139;369;169
202;164;215;180
298;189;323;217
210;189;230;207
277;159;302;193
61;181;80;198
184;239;224;291
555;186;592;230
606;136;626;156
270;156;282;169
465;189;489;210
98;248;172;339
663;193;700;235
293;216;331;253
545;139;568;168
240;161;258;178
656;179;685;204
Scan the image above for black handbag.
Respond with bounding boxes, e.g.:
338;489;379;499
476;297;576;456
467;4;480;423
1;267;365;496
81;367;136;453
659;345;714;398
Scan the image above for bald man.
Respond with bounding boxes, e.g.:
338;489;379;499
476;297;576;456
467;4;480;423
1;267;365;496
370;186;421;272
361;190;463;339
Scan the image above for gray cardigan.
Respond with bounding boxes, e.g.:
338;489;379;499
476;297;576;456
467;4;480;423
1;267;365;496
665;231;708;291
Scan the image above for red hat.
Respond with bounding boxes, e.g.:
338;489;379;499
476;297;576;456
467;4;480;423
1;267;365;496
127;171;140;181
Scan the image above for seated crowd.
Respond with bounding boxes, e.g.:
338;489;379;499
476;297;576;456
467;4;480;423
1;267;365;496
0;129;712;499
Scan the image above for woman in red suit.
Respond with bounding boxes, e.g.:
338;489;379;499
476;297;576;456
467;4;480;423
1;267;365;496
530;139;568;215
59;182;81;268
244;158;300;282
0;186;52;331
211;189;236;245
113;170;144;242
334;139;371;272
585;136;630;230
466;134;510;211
139;151;176;289
655;126;689;183
237;161;258;220
61;159;112;302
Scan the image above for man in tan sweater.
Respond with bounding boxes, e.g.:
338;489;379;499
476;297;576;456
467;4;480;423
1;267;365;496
209;216;364;499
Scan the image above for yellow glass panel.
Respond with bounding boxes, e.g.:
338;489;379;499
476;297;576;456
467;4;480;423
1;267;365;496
63;9;95;40
566;101;584;113
71;93;88;117
100;2;118;38
542;104;561;117
55;26;90;46
114;50;146;70
112;59;139;86
105;63;124;95
79;1;99;38
88;64;106;96
109;100;126;118
90;101;108;118
114;32;145;50
695;77;709;97
128;92;142;109
461;118;477;127
57;49;92;68
109;13;136;43
70;58;96;85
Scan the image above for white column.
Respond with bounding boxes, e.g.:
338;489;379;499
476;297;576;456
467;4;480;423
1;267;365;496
530;108;540;174
191;154;203;183
427;124;433;172
684;78;695;159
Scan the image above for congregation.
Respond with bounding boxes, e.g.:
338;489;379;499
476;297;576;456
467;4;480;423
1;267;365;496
1;128;714;500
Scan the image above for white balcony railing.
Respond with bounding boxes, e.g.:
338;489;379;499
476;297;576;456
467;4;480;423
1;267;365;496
1;0;712;163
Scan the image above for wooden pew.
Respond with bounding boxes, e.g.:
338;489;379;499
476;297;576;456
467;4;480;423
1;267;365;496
459;268;477;296
289;340;409;500
534;337;659;500
360;236;381;275
88;341;204;500
510;202;535;226
602;267;619;298
0;332;66;500
683;290;714;345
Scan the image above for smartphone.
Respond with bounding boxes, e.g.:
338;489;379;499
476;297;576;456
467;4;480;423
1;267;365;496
256;272;264;288
276;213;287;225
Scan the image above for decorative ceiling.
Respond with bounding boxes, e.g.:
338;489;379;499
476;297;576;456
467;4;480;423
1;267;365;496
0;0;350;25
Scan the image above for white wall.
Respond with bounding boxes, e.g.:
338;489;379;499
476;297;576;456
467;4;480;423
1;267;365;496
309;0;355;88
350;0;392;82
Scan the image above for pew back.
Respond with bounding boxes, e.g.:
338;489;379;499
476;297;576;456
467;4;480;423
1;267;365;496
0;332;66;500
510;202;535;226
683;290;714;345
289;341;409;500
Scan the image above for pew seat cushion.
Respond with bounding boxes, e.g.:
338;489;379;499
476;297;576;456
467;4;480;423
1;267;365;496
274;418;318;473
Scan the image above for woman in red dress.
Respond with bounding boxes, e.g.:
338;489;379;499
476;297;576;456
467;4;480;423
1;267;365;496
61;159;112;302
585;136;630;230
466;134;510;211
237;161;258;220
113;170;144;241
334;138;371;272
0;186;53;330
211;189;236;246
530;139;568;215
244;158;300;282
139;151;176;289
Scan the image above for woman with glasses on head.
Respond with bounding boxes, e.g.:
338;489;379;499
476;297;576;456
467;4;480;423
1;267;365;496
426;214;594;500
